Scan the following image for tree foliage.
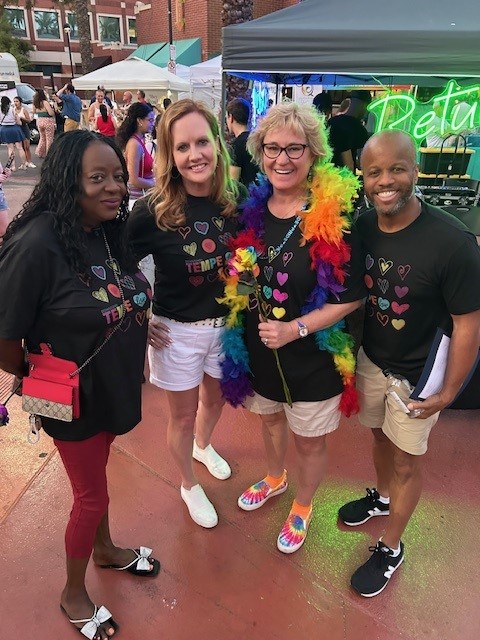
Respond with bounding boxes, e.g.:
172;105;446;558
1;0;93;73
0;13;33;70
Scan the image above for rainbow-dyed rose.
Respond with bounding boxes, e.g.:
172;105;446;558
227;246;260;278
226;246;260;296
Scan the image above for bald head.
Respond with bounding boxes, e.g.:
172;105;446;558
361;130;419;219
361;130;417;169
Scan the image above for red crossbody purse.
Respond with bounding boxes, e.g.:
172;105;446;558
21;227;126;423
22;343;80;421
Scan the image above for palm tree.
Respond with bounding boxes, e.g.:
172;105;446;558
74;0;93;73
1;0;94;74
222;0;253;102
34;11;60;39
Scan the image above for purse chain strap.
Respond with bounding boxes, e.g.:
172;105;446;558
70;226;127;377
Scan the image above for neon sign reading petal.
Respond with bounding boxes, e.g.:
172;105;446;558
367;81;480;143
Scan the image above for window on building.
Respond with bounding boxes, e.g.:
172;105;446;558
4;8;27;38
98;16;121;43
127;18;137;45
34;10;61;40
65;12;79;40
33;63;62;77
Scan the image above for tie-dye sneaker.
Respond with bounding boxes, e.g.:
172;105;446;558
237;475;288;512
277;508;312;554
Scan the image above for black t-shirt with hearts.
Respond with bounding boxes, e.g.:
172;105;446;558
128;195;240;321
245;209;365;403
356;201;480;384
0;215;149;441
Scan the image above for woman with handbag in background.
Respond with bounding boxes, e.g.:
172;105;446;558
127;99;244;529
0;95;27;171
0;130;160;640
13;96;35;168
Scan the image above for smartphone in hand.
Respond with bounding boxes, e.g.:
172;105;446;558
3;153;15;173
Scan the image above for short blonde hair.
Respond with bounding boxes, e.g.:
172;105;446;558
247;102;332;172
150;99;238;230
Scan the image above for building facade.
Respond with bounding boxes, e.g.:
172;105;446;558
4;0;297;87
4;0;138;85
134;0;297;61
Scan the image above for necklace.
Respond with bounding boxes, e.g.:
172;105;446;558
219;168;361;416
261;215;302;263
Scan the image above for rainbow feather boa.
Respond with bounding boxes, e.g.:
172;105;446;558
219;163;360;417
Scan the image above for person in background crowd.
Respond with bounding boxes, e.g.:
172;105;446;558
117;91;133;122
328;90;371;172
55;83;82;132
96;103;117;140
88;89;111;127
226;97;259;187
220;102;364;554
105;90;117;112
89;85;113;108
163;98;172;111
13;96;35;168
0;130;160;639
137;90;154;110
340;130;480;597
145;113;162;158
116;102;155;207
0;159;12;236
122;91;133;109
32;89;56;159
312;92;333;120
0;96;27;171
117;102;156;288
336;98;351;116
127;99;244;529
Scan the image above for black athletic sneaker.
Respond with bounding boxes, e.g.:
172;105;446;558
351;540;404;597
338;488;389;526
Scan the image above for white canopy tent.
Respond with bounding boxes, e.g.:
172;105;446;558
184;56;222;110
74;57;190;93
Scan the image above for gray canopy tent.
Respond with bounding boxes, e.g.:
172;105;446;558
223;0;480;87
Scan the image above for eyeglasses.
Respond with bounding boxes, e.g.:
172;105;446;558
262;143;309;159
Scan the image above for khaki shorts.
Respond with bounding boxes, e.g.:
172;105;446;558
356;347;439;455
64;118;79;132
245;392;342;438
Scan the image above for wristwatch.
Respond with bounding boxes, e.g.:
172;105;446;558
296;320;309;338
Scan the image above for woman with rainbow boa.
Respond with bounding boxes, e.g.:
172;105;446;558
218;103;365;554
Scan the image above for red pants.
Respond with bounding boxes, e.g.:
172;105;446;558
54;432;116;558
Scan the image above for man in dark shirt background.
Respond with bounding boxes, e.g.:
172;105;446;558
328;90;371;172
226;98;258;187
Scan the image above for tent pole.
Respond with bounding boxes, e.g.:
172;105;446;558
220;71;227;134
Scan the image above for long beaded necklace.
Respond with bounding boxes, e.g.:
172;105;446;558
261;215;302;263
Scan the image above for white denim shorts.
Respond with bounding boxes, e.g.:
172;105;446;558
148;315;225;391
245;392;342;438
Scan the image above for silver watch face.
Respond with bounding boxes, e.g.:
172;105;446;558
298;322;308;337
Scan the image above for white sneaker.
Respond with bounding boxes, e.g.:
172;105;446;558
27;162;36;168
19;163;27;170
193;440;232;480
181;484;218;528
